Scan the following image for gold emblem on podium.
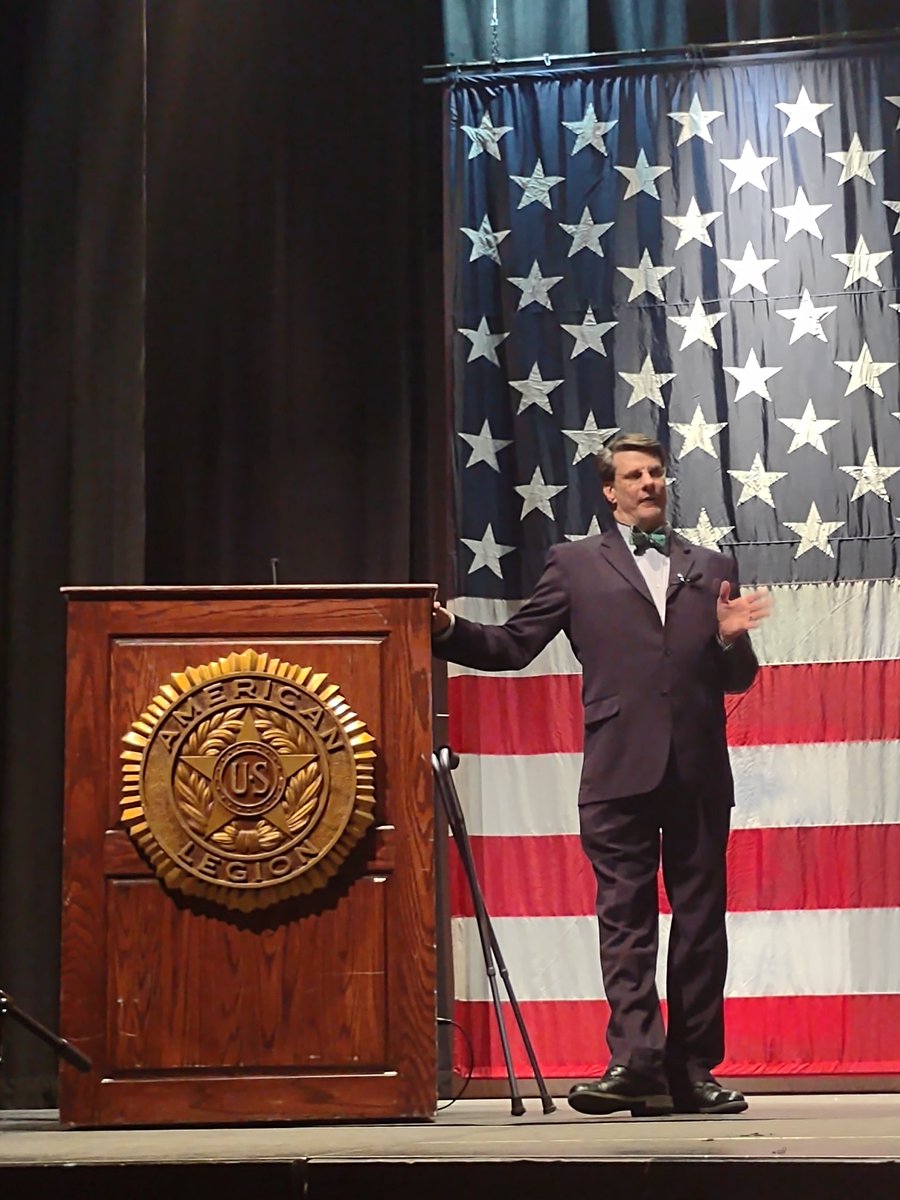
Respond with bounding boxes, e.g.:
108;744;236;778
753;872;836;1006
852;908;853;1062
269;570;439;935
121;649;376;910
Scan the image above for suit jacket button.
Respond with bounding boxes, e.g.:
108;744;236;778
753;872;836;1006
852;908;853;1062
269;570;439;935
660;687;669;696
664;648;672;657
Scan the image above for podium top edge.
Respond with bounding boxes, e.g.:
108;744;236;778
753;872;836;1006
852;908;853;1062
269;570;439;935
61;583;439;601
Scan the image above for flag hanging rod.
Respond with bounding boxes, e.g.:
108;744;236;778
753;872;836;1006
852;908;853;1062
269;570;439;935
423;24;900;83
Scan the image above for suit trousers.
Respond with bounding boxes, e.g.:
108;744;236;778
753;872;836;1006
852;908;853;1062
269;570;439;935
578;752;731;1084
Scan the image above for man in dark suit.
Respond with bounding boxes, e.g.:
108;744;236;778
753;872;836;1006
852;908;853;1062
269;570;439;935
432;433;772;1117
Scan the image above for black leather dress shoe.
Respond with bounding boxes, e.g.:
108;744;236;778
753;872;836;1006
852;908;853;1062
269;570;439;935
671;1078;748;1114
567;1065;674;1116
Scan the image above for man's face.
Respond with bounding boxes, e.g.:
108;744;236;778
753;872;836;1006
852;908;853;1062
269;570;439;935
603;449;667;530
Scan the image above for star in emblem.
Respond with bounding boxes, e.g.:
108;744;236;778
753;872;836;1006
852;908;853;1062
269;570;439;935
562;103;618;155
720;141;778;193
676;508;734;551
458;419;513;471
835;342;896;397
670;405;727;458
561;414;619;464
832;235;891;288
458;316;509;366
668;297;726;350
183;709;315;838
507;259;564;310
614;149;670;200
783;502;844;558
460;214;510;263
724;348;782;402
460;112;513;160
668;94;724;145
618;354;676;408
514;466;567;520
728;454;787;508
776;289;836;344
778;400;839;454
508;363;564;415
826;133;885;185
561;307;618;358
840;446;900;502
460;523;515;578
510;158;565;209
720;242;780;295
775;86;833;137
617;249;675;301
884;200;900;235
885;96;900;130
558;206;614;257
772;186;832;241
566;515;603;541
663;196;722;249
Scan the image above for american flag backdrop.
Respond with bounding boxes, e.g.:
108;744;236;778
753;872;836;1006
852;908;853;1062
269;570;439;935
445;42;900;1078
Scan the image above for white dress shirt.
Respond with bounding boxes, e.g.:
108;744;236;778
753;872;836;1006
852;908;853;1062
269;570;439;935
617;521;668;624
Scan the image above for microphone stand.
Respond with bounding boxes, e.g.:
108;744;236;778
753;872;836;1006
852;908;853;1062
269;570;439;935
432;746;555;1116
0;989;92;1075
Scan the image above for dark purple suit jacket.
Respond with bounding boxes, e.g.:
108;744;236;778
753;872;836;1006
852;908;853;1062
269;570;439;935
434;530;758;807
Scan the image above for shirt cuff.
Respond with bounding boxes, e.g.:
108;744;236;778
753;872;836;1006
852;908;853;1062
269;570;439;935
717;632;735;651
433;611;456;642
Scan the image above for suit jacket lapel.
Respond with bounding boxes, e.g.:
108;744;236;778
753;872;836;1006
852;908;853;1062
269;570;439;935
598;529;656;609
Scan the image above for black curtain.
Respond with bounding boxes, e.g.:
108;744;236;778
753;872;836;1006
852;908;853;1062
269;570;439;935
0;0;444;1107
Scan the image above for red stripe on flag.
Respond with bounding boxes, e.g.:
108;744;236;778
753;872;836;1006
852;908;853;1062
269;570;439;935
448;659;900;754
453;995;900;1078
450;825;900;917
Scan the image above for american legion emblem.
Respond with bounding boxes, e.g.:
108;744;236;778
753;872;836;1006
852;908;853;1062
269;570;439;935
121;649;376;910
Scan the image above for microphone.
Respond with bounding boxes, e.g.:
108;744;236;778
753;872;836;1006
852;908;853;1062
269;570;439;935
675;572;702;588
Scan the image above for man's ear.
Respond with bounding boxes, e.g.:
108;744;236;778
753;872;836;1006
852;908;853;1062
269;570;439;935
602;483;616;508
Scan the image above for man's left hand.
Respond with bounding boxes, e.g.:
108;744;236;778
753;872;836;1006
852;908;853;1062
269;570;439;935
716;581;773;644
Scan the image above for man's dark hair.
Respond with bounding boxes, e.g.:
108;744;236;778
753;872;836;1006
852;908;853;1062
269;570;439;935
596;433;667;485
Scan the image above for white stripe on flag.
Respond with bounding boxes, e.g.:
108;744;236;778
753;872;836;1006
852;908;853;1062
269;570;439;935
451;909;900;1003
454;742;900;837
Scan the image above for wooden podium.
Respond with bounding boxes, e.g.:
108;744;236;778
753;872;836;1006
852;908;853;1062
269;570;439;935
59;585;436;1127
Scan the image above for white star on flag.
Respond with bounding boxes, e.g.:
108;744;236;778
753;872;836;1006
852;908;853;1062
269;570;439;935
783;502;844;558
458;419;513;472
668;298;726;350
826;133;885;185
618;354;676;408
835;342;897;397
514;466;567;520
561;414;619;464
461;523;515;577
566;515;603;541
670;405;727;458
772;186;831;241
728;454;788;508
775;85;833;137
840;447;900;502
832;235;891;288
676;508;734;551
614;149;670;200
720;140;778;193
510;159;565;209
663;196;722;249
562;103;618;155
558;207;614;257
458;316;509;365
617;249;675;301
460;112;513;160
776;289;836;344
667;94;723;144
720;242;780;295
724;348;782;402
460;214;510;263
778;400;839;454
884;200;900;235
508;363;564;414
886;96;900;130
561;307;618;358
507;260;564;310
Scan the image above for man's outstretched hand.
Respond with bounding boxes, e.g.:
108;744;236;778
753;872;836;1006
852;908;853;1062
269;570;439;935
432;600;452;637
716;581;772;644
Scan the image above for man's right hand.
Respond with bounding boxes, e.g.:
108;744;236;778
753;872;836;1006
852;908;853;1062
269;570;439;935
432;600;452;637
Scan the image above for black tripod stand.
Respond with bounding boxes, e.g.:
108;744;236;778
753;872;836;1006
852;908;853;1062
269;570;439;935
432;745;555;1116
0;990;92;1075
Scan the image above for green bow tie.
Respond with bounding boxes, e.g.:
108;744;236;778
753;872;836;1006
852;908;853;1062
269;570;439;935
631;526;668;555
